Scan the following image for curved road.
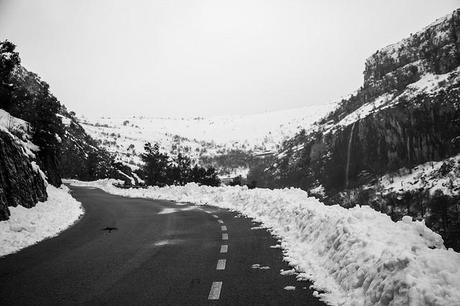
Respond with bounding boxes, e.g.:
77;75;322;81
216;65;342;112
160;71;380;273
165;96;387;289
0;186;326;305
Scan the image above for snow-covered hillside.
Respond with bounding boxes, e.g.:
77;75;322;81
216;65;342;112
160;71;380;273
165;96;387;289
79;103;333;172
377;153;460;197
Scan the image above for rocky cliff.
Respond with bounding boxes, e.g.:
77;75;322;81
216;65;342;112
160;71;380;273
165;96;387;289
0;123;47;220
258;9;460;190
250;9;460;249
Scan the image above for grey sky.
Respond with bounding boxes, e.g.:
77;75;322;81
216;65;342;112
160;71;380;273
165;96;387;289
0;0;458;117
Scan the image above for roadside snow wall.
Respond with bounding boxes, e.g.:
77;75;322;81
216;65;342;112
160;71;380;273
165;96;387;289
0;185;83;257
66;179;460;306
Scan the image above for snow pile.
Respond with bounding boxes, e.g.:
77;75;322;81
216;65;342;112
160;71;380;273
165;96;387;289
67;179;460;305
379;154;460;196
0;185;83;257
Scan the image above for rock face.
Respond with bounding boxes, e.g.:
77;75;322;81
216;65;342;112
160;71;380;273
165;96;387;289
249;9;460;249
364;10;460;97
0;130;47;220
322;80;459;191
258;9;460;192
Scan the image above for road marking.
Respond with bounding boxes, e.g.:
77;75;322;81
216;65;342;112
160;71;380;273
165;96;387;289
212;214;219;218
222;233;228;240
221;225;227;231
218;219;224;224
216;259;226;270
208;281;222;300
220;245;228;253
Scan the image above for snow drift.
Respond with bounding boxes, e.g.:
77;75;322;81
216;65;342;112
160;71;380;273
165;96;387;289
66;179;460;306
0;185;83;257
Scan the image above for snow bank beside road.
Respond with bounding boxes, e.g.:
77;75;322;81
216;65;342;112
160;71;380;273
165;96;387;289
67;179;460;306
0;185;83;257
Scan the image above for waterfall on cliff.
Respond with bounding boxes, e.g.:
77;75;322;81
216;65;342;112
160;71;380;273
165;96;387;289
345;122;356;189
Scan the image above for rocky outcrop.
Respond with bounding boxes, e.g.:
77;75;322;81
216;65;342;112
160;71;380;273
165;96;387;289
326;9;460;127
364;10;460;91
249;9;460;249
259;9;460;192
322;80;459;191
0;130;47;220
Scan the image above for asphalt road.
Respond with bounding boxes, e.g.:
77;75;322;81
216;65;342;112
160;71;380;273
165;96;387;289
0;186;326;305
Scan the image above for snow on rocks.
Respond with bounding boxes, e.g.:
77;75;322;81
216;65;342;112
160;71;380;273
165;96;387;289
335;93;393;129
329;66;460;133
378;153;460;197
0;109;39;158
0;185;84;257
66;179;460;306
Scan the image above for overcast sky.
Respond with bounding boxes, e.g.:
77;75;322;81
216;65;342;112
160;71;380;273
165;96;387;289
0;0;458;117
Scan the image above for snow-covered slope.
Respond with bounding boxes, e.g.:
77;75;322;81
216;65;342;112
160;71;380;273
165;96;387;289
79;103;333;171
324;68;459;134
377;153;460;197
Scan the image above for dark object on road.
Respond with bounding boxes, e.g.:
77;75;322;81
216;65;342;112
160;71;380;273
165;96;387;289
101;226;118;232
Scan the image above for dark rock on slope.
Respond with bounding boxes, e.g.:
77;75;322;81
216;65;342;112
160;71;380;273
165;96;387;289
0;130;47;220
9;64;64;187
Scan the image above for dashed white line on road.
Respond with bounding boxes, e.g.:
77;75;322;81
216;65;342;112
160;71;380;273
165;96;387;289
208;281;222;300
221;225;227;231
212;214;219;218
218;219;224;224
222;233;228;240
220;245;228;253
216;259;226;270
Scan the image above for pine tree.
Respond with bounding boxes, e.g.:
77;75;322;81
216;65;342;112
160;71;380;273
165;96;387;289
141;143;170;186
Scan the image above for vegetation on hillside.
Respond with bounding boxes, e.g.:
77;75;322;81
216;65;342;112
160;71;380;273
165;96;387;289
1;40;63;186
0;40;140;186
140;143;220;187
